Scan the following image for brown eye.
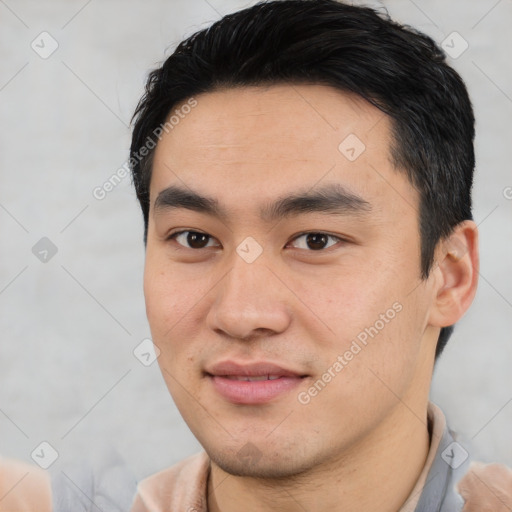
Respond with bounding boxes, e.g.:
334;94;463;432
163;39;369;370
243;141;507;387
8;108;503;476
169;231;219;249
289;232;341;251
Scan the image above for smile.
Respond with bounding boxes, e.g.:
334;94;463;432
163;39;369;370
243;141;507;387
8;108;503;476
204;360;307;405
224;375;282;381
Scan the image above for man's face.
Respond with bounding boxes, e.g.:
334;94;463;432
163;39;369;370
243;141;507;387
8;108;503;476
144;84;439;477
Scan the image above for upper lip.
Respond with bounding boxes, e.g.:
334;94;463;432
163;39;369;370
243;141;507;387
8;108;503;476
205;360;305;378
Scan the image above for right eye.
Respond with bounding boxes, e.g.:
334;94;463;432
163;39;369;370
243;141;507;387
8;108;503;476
167;230;221;250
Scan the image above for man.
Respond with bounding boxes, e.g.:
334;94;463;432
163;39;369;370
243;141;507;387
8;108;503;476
1;1;511;510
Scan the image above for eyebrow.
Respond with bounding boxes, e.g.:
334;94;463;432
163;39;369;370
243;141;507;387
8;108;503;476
153;183;372;223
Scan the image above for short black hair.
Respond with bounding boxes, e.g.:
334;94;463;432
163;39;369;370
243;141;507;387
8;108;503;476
130;0;475;359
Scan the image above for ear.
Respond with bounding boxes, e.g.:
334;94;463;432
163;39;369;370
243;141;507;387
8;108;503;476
428;220;479;328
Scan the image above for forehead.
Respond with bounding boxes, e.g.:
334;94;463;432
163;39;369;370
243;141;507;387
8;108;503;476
150;84;416;220
154;83;390;164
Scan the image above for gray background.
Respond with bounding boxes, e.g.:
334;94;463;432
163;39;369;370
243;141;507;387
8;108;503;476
0;0;511;480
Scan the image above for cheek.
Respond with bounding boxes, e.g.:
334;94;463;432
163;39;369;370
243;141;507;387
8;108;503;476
143;257;212;376
308;262;425;382
296;261;397;337
304;306;423;432
347;295;429;398
143;259;197;342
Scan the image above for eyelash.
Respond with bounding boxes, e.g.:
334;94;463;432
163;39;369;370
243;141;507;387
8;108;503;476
166;230;345;252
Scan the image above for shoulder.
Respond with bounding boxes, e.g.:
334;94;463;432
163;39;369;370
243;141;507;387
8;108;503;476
413;403;512;511
132;452;209;512
0;456;52;512
0;446;139;512
457;461;512;511
49;446;138;512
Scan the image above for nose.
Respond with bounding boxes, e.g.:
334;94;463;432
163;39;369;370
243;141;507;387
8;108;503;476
206;250;292;341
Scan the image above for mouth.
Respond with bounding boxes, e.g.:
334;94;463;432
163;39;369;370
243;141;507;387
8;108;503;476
205;360;308;405
223;375;283;381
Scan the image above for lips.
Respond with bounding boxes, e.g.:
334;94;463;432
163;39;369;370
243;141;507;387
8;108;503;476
205;361;306;404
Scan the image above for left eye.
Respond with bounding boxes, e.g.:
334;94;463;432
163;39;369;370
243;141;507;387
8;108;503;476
168;230;341;251
288;232;341;251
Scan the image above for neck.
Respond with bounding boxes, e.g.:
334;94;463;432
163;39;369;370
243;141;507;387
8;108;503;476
207;401;430;512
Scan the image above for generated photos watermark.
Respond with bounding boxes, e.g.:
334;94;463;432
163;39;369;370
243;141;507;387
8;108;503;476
92;97;198;201
298;301;403;405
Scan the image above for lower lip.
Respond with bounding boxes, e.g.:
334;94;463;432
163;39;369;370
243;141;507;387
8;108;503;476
209;375;304;404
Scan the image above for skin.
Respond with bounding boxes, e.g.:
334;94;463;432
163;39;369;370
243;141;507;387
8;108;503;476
143;84;479;512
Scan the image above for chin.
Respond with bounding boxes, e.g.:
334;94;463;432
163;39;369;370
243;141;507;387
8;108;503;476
211;456;307;479
207;443;320;480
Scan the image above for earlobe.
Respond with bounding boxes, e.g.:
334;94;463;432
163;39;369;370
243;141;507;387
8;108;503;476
428;220;479;328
